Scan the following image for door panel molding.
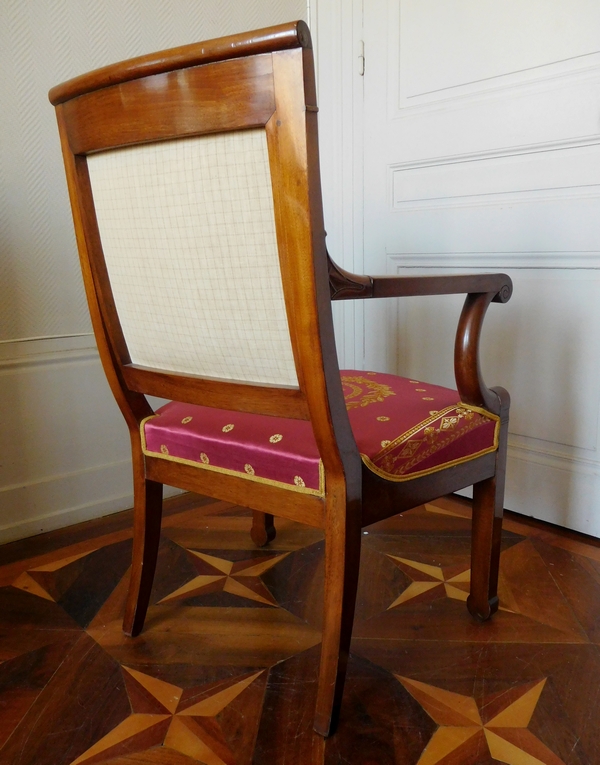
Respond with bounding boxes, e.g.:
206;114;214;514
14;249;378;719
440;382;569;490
389;0;600;115
389;256;600;454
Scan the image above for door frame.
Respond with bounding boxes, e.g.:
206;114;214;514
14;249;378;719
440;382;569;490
310;0;365;370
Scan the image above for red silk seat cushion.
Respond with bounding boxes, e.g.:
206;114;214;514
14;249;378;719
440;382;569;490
141;370;499;495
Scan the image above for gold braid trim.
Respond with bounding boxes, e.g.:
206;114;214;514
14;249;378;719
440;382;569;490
363;403;500;483
375;403;498;459
360;442;498;483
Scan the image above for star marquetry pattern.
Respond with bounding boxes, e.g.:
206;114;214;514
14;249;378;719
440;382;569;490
11;550;96;601
397;676;565;765
157;549;289;607
70;666;264;765
387;554;516;614
386;555;471;609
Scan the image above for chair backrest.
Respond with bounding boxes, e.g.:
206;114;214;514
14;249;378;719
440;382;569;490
50;21;358;485
86;129;298;387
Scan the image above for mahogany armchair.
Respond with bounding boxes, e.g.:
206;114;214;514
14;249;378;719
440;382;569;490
49;21;511;737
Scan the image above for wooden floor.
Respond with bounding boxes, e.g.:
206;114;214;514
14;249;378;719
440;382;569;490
0;494;599;765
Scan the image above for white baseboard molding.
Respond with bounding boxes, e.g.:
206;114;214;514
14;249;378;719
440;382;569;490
458;450;600;538
0;459;182;545
504;453;600;538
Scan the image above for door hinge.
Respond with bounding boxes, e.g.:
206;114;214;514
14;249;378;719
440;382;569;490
358;40;365;76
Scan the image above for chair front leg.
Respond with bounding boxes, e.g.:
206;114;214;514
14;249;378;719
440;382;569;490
251;510;276;547
467;474;503;620
467;411;508;621
314;512;361;737
123;470;163;637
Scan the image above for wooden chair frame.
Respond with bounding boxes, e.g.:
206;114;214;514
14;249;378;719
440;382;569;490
50;21;511;737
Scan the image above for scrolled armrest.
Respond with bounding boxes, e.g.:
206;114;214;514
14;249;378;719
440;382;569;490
370;273;512;303
328;255;512;304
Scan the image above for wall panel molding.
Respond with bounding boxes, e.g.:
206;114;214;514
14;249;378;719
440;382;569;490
387;252;600;270
508;437;600;476
389;134;600;171
390;140;600;211
389;0;600;116
0;334;96;369
396;53;600;114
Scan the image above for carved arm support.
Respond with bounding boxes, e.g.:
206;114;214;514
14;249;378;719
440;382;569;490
328;255;512;416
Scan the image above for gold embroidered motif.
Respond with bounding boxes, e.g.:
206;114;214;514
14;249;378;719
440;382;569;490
377;416;390;422
440;416;459;430
424;426;436;442
200;452;209;464
244;464;255;475
181;416;192;424
423;397;434;401
409;380;419;384
269;434;283;443
160;444;169;455
381;440;391;448
342;375;396;409
416;388;426;392
367;371;377;375
429;410;439;415
294;476;306;487
222;424;234;432
400;441;420;458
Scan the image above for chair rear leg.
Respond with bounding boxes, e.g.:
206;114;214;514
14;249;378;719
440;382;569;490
123;476;163;637
250;510;276;547
313;520;361;737
467;474;503;620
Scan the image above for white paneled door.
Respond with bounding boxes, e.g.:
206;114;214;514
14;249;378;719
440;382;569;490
357;0;600;535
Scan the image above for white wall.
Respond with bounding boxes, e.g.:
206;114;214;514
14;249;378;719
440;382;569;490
363;0;600;537
0;0;307;544
314;0;600;537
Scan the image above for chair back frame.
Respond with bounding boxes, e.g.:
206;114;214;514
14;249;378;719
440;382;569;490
50;22;362;515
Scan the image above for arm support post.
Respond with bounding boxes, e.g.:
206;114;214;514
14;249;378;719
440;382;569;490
455;292;501;414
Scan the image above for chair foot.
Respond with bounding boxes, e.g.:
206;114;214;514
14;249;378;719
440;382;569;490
313;708;338;738
250;511;276;547
123;617;144;638
123;478;163;637
467;593;499;622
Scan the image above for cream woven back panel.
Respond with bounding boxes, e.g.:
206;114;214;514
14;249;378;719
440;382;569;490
87;130;298;387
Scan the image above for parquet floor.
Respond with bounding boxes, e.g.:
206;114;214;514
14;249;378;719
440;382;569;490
1;493;599;765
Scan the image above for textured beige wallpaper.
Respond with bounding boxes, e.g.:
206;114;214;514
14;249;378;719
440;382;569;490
0;0;307;343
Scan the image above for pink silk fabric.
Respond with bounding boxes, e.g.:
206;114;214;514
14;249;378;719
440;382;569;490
141;370;499;494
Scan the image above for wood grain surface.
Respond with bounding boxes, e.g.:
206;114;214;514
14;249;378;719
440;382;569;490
0;492;598;765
